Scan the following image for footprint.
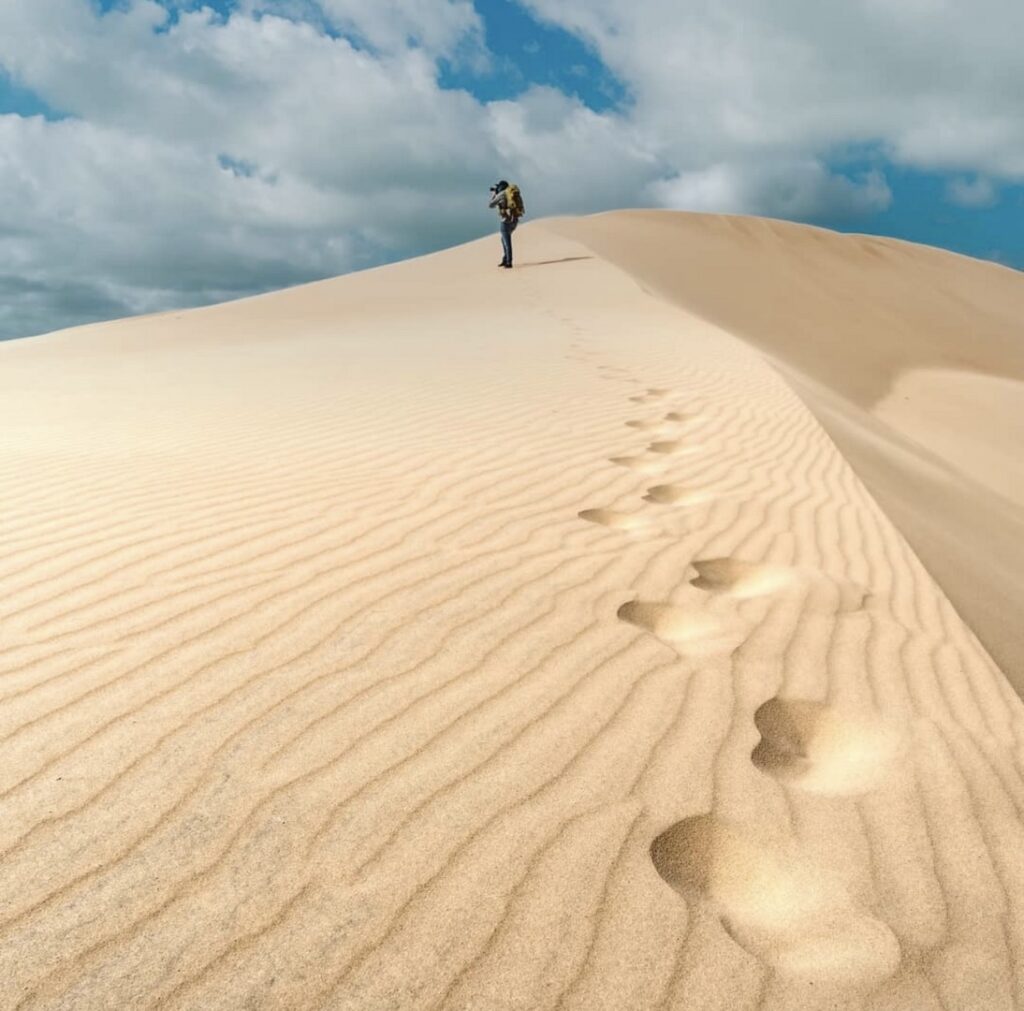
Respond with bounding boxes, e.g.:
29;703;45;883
647;440;701;456
617;600;746;656
664;411;696;423
609;455;664;473
689;557;869;612
751;698;900;796
578;508;650;532
625;419;670;432
650;815;900;988
643;485;719;507
630;388;671;404
689;558;798;600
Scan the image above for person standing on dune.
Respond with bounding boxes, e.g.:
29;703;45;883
488;180;524;269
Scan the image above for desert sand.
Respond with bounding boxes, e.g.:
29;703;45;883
1;212;1023;1009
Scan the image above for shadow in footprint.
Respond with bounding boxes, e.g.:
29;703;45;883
630;388;671;405
647;439;695;455
752;698;900;796
690;557;869;612
617;600;746;656
650;814;900;988
690;558;798;600
644;485;719;507
578;509;650;533
609;455;664;473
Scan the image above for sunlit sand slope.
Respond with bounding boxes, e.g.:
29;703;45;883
1;218;1023;1010
551;210;1024;688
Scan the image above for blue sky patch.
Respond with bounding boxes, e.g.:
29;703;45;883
866;169;1023;269
0;68;66;120
441;0;627;112
94;0;235;27
218;153;257;177
816;153;1024;269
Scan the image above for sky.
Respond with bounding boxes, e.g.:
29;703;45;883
1;0;1022;340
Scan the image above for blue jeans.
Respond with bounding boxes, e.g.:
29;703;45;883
500;219;514;265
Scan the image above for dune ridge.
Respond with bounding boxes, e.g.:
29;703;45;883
1;217;1023;1009
551;210;1024;687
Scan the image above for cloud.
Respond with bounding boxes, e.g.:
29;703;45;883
520;0;1024;185
649;163;892;220
0;2;498;338
945;176;998;209
318;0;482;59
0;271;132;344
0;0;656;339
483;88;657;215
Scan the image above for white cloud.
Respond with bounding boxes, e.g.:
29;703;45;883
520;0;1024;184
946;176;998;209
0;2;502;338
317;0;482;58
0;0;655;339
649;163;891;220
483;88;656;214
242;0;483;59
0;0;1022;339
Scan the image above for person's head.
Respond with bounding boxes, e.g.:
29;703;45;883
495;180;509;192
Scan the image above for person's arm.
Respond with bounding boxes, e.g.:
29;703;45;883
488;191;503;209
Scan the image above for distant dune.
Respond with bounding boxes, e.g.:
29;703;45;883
1;213;1023;1009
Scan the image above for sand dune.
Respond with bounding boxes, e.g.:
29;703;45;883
551;211;1024;687
1;214;1023;1009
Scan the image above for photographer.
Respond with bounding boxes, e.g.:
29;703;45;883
488;180;524;269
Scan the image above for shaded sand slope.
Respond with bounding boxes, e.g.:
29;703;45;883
551;211;1024;688
2;222;1024;1009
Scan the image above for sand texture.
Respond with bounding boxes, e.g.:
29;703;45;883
2;215;1024;1009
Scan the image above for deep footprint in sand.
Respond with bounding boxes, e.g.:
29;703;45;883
647;439;693;455
646;440;705;460
630;388;672;404
650;814;901;988
644;484;720;507
625;411;698;433
578;508;651;533
609;455;665;474
617;600;747;656
690;558;799;599
751;697;901;796
689;557;869;611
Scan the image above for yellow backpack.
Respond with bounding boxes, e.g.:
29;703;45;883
505;183;525;218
